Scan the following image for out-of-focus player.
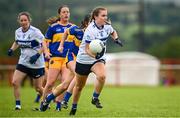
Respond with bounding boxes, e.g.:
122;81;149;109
40;5;75;111
39;14;91;112
8;12;45;110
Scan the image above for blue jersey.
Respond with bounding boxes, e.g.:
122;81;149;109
45;22;74;57
67;25;84;56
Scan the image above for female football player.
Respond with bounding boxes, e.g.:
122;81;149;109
8;12;45;110
40;5;74;111
69;7;123;115
39;14;91;112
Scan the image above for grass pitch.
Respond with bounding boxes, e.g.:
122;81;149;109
0;85;180;117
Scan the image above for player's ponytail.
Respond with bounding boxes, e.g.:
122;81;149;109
80;14;91;29
46;16;60;25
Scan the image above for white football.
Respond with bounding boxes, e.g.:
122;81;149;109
89;40;104;54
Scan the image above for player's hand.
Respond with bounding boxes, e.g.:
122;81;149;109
29;53;40;64
95;48;105;59
7;49;13;56
58;46;64;53
114;38;123;47
44;51;51;59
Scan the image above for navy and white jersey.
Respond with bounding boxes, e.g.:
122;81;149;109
76;21;114;64
15;25;45;68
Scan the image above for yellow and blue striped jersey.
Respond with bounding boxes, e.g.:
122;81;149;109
45;22;74;57
67;25;84;56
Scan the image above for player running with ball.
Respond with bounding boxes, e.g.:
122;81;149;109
69;6;123;115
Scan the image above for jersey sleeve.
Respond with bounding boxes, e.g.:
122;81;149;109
83;28;95;44
44;26;54;41
68;25;78;35
109;25;114;34
34;29;45;43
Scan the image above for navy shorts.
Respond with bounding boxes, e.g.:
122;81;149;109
75;59;105;76
16;64;45;79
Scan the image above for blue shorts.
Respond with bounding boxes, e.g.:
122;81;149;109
66;52;76;64
75;59;105;76
16;64;45;79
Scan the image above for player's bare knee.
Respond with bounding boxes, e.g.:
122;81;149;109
46;82;55;89
61;83;69;91
12;80;19;88
35;87;40;92
97;74;106;83
75;85;84;92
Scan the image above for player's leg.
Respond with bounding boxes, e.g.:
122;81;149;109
55;64;75;111
40;68;60;111
40;58;64;111
62;77;76;109
12;68;27;110
61;60;75;109
34;66;47;103
69;73;88;115
91;61;106;108
41;67;74;111
41;68;59;98
33;77;43;101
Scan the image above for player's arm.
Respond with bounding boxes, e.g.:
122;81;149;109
42;39;51;59
29;31;46;64
85;43;96;58
7;42;19;56
111;29;123;47
58;29;69;53
43;26;54;59
10;41;19;51
84;29;96;58
29;45;44;64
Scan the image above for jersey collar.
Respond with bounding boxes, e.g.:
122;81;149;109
94;21;104;30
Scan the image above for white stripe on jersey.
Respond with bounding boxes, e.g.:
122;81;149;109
76;21;114;64
15;25;45;68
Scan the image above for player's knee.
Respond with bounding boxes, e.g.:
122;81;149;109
12;80;19;88
46;82;55;89
97;74;106;83
35;86;42;94
75;85;84;92
61;83;69;91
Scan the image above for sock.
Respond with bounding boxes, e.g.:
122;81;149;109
46;93;56;103
56;101;61;109
72;103;77;109
64;92;72;102
35;94;41;102
16;100;21;106
93;91;100;99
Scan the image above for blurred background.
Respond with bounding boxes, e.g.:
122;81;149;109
0;0;180;86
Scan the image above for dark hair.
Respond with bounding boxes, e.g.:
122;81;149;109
80;14;91;29
47;5;69;25
90;7;107;22
17;12;32;22
58;5;69;14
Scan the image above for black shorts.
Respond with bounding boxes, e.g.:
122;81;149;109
75;59;105;76
16;64;45;79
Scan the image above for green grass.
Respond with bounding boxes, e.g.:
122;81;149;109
0;86;180;117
